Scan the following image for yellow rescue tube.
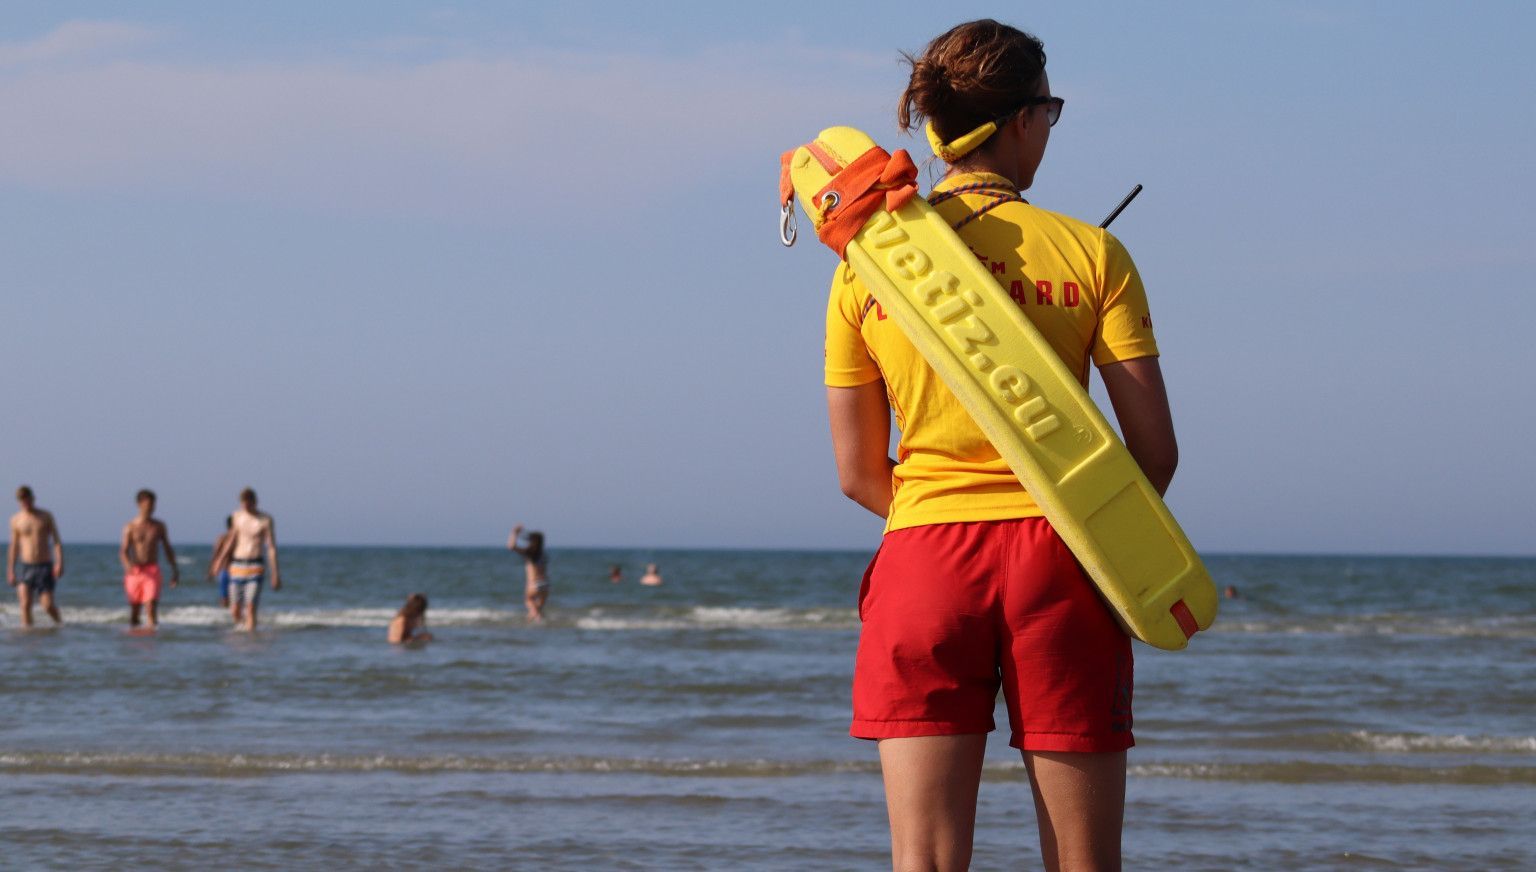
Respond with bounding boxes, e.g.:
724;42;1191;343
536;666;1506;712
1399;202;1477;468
788;126;1217;650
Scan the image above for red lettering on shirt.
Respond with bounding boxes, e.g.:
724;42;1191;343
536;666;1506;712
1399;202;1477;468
1063;281;1080;308
1036;280;1053;306
861;295;888;323
990;261;1005;276
1009;280;1027;307
1140;315;1153;329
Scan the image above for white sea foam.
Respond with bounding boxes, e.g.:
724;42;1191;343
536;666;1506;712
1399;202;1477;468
1348;731;1536;755
1214;614;1536;639
574;606;856;632
0;604;858;631
0;749;882;778
0;605;519;629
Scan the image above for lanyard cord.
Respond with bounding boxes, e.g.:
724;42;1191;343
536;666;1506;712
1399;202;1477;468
928;183;1029;230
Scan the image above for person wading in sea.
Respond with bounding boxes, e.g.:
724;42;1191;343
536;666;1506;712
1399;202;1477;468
119;489;179;629
7;485;64;628
211;488;281;631
821;20;1178;870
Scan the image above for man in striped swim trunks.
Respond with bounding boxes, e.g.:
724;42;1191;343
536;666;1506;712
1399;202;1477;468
212;488;281;631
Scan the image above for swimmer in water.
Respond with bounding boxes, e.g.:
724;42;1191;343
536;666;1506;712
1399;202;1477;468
119;489;179;629
639;563;663;587
387;593;433;644
208;515;234;608
7;485;64;628
507;525;549;622
608;564;623;584
210;488;281;632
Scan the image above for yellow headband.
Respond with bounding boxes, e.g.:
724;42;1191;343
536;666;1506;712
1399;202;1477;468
925;119;998;163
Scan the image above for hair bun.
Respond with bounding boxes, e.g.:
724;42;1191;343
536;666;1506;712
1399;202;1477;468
896;19;1046;143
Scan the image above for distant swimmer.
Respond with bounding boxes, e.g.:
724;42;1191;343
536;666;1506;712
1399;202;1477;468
507;524;549;623
388;593;433;644
609;564;624;584
208;516;234;608
639;563;663;587
1224;585;1241;599
7;485;64;628
211;488;281;632
119;489;179;629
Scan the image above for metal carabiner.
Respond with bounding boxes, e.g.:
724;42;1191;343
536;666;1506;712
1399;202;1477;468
779;201;798;247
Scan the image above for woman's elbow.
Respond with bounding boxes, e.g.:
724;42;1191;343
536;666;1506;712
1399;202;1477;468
837;474;865;503
1138;444;1178;492
836;468;883;506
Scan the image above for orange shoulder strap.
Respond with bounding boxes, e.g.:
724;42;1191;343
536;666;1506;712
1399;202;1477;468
779;144;918;258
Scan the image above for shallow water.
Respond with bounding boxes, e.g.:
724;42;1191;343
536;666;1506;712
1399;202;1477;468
2;547;1532;869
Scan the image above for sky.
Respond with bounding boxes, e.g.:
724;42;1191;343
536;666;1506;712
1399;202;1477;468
2;1;1533;554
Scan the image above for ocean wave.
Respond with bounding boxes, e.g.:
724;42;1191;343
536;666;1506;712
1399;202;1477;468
4;604;1523;638
0;604;861;632
1127;760;1535;785
0;606;513;629
0;750;880;778
1219;730;1536;755
1213;613;1536;640
1;750;1528;786
1344;731;1536;755
575;606;857;632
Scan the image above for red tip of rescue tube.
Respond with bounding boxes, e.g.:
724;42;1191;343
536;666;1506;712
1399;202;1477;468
1169;600;1199;638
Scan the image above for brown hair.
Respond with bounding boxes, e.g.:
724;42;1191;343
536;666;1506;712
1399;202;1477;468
898;19;1048;144
16;485;33;501
137;489;155;504
399;593;429;620
239;487;257;505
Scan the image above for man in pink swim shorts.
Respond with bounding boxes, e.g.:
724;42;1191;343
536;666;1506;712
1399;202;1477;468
120;489;179;629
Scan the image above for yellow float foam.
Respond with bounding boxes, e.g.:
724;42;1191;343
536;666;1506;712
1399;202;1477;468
787;126;1217;650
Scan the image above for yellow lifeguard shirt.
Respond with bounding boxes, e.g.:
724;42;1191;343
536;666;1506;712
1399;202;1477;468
824;171;1160;532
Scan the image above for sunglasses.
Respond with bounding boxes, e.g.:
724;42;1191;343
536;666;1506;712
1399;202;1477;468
1007;95;1065;128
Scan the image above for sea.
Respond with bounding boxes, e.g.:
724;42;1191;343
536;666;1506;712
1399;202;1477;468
1;545;1532;870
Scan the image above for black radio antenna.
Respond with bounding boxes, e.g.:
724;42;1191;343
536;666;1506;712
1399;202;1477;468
1098;184;1143;229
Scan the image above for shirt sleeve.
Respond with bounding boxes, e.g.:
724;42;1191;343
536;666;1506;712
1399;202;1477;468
824;263;882;387
1091;230;1160;366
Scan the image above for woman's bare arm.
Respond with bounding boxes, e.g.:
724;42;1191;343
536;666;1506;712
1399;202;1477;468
1098;357;1178;496
827;382;897;518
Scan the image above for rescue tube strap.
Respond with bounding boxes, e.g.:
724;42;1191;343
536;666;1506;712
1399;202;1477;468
779;143;918;258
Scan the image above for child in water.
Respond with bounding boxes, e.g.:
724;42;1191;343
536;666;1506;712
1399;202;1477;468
507;524;549;622
388;593;432;644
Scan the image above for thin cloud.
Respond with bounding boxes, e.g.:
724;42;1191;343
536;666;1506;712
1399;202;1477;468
0;22;893;217
0;20;162;68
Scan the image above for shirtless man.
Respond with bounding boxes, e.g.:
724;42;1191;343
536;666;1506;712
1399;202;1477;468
7;485;64;628
211;488;281;631
120;489;179;629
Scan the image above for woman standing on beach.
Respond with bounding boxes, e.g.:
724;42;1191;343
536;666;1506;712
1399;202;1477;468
824;20;1177;871
507;525;549;623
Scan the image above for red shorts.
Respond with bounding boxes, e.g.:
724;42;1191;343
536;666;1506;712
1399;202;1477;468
124;563;162;605
851;518;1133;752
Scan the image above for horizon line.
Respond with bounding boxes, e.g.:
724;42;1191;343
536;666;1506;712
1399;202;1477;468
17;541;1536;561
